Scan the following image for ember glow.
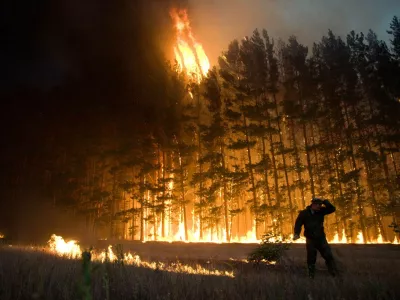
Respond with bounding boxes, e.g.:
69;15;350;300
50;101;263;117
170;8;210;82
47;234;234;278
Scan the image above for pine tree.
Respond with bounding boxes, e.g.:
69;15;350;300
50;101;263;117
264;31;295;228
388;16;400;60
219;40;262;237
201;68;232;241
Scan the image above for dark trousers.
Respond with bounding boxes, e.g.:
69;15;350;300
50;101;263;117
306;237;335;268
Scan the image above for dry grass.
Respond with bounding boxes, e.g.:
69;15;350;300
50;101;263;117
0;243;399;300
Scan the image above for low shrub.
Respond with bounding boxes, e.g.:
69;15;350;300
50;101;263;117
247;233;291;264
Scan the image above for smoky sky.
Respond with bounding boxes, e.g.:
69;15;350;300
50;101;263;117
189;0;400;64
1;0;398;89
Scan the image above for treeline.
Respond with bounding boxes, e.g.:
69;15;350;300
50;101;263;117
2;15;400;243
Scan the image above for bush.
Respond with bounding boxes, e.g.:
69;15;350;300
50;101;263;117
247;233;291;264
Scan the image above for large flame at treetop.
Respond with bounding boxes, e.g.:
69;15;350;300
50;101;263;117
170;8;210;82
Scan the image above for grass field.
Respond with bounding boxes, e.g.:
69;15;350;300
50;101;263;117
0;242;399;300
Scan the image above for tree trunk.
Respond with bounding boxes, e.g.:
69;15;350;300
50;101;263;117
140;174;145;242
261;135;274;232
220;141;230;242
297;83;316;197
368;99;398;227
310;123;324;195
241;101;259;237
266;110;283;234
343;104;368;243
198;133;205;240
196;86;206;240
110;171;117;239
290;118;306;208
273;94;294;226
161;151;166;238
319;121;341;235
351;102;386;240
178;148;188;241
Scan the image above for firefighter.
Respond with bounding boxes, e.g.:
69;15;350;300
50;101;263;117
293;197;337;278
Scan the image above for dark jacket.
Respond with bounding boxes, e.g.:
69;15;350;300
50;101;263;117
294;200;336;239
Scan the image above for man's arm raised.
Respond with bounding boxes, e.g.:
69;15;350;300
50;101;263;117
321;199;336;215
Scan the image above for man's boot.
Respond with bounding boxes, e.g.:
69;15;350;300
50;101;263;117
308;264;315;279
326;260;337;277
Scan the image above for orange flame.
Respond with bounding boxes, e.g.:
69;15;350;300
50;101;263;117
331;229;348;244
121;211;400;245
170;8;210;83
48;234;81;258
47;234;234;277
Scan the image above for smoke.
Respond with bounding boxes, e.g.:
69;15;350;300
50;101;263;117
7;199;88;245
1;0;398;88
188;0;400;63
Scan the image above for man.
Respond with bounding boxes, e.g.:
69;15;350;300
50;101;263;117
293;197;337;278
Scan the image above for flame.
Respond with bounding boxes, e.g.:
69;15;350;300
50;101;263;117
174;220;186;241
170;8;210;83
48;234;81;258
126;220;400;245
331;229;348;244
376;232;384;244
46;231;398;277
356;231;364;244
47;234;234;277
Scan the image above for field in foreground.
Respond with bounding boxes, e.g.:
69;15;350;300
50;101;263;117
0;242;399;300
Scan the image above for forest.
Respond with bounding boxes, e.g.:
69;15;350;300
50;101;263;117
1;1;399;244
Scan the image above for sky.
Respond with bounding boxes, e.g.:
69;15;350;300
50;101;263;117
188;0;400;64
1;0;399;89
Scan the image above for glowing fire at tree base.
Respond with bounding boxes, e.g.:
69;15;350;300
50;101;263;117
129;223;400;244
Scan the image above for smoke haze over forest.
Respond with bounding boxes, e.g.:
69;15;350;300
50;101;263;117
190;0;399;64
2;0;399;89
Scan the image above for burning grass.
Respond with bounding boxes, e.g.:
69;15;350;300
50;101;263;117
1;236;399;300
